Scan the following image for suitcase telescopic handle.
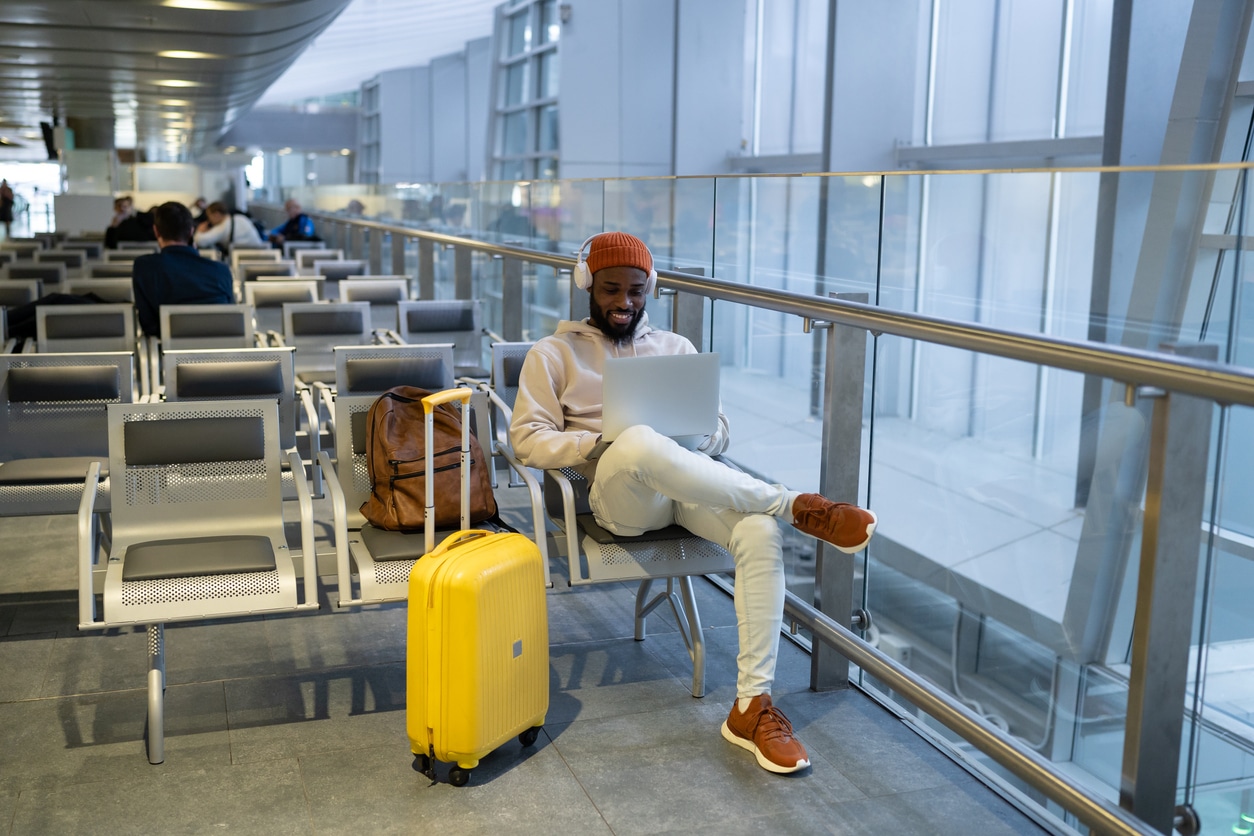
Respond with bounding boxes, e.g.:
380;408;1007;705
421;387;475;553
421;388;473;412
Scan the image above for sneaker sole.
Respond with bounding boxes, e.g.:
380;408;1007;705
720;721;810;774
832;510;877;554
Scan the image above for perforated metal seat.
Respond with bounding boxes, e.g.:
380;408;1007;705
77;398;318;764
542;465;736;699
395;299;490;379
0;352;134;516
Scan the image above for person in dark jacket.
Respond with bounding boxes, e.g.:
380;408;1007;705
268;198;317;246
131;202;234;336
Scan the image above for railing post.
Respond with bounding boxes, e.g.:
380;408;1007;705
454;246;473;300
671;268;708;351
391;233;407;278
369;228;383;275
810;291;869;691
350;224;365;262
502;255;523;341
1120;341;1216;834
418;239;435;299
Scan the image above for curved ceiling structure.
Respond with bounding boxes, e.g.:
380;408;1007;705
0;0;353;162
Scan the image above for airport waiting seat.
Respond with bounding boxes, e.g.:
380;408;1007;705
0;352;134;516
103;249;144;263
243;280;322;336
1;310;9;353
36;303;137;352
278;301;373;386
0;278;42;309
318;343;456;605
0;250;15;267
295;248;343;274
229;247;280;272
321;385;514;607
115;241;159;252
88;262;136;278
312;259;367;299
63;240;105;260
159;304;256;350
339;277;410;330
239;260;297;284
283;240;325;260
64;278;134;303
541;465;736;698
394;299;490;379
161;346;321;498
36;249;88;277
77;398;318;764
3;261;67;290
0;242;43;259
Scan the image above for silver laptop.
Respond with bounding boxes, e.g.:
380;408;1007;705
600;352;721;452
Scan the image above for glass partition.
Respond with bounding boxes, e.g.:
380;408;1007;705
282;163;1254;833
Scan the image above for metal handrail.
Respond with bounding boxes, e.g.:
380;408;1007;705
261;206;1247;835
782;590;1158;836
268;205;1254;410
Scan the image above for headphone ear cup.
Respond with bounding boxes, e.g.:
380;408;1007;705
646;268;657;295
574;260;592;290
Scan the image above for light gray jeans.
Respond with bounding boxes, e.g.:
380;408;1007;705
588;424;799;699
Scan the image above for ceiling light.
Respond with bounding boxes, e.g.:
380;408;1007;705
161;112;184;119
159;99;191;106
163;0;261;10
277;147;292;155
154;79;203;88
223;146;237;153
158;50;221;59
339;148;352;156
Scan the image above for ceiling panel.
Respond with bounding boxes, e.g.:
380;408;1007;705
0;0;354;162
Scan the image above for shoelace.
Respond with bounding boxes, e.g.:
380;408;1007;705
753;705;797;743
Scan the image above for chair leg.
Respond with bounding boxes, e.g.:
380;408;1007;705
147;623;165;765
678;576;706;699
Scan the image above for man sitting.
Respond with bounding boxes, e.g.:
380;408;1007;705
510;231;877;775
132;202;234;336
193;201;265;254
268;199;317;246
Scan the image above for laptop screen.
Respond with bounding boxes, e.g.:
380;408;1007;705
601;353;720;447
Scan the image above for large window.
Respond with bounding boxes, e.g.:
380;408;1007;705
490;0;561;181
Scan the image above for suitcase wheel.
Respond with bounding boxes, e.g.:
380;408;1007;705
519;726;541;747
448;767;470;787
412;753;433;778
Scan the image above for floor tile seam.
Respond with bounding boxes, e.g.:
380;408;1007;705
542;730;621;835
22;658;408;703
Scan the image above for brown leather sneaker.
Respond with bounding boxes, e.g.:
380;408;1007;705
721;694;811;774
791;493;877;554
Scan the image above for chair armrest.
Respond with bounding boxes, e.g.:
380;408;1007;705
77;461;102;627
317;450;356;608
298;387;322;498
545;468;583;586
286;449;320;610
267;330;285;347
3;337;15;354
498;445;552;588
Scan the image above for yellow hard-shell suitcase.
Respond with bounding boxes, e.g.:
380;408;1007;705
405;389;548;787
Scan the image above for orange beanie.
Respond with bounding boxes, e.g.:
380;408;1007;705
586;232;653;276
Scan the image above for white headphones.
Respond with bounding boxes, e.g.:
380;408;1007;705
573;233;658;294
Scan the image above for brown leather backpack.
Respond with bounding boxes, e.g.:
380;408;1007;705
360;386;497;531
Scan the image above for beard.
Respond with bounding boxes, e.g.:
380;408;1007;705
588;296;643;346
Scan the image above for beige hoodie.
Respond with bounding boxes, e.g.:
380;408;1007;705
510;312;730;473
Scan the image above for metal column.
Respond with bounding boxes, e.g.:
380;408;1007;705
670;268;708;351
1120;342;1216;834
810;291;869;690
350;224;365;262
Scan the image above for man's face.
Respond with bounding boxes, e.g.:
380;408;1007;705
588;266;647;345
286;200;301;218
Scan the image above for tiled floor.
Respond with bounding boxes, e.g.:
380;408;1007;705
0;488;1049;835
